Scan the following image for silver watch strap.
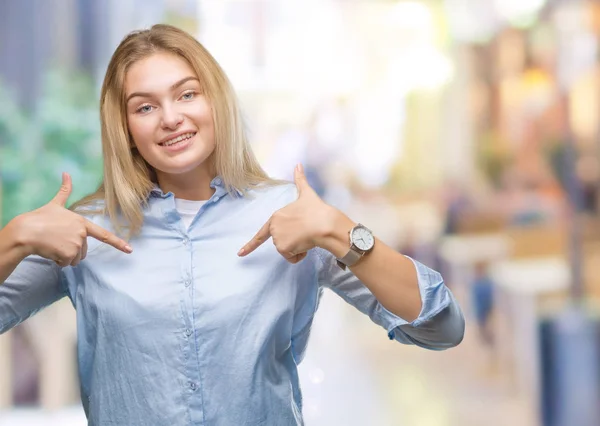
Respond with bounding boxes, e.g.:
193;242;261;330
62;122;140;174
336;248;362;270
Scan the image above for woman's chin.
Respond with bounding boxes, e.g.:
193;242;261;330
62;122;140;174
154;160;212;178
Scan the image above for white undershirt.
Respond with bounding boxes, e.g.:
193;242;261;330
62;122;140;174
174;198;207;230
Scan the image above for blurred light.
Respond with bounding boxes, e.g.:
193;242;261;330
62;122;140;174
444;0;500;43
495;0;547;26
303;397;321;419
388;1;432;30
308;368;325;385
386;2;455;93
354;91;405;187
314;104;346;150
491;258;570;293
389;46;454;92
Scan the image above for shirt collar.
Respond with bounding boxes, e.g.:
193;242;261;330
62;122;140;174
149;176;241;199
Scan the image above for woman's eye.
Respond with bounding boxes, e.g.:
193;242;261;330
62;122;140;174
181;92;195;100
137;105;153;114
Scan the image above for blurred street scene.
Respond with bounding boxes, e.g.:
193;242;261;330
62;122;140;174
2;0;600;425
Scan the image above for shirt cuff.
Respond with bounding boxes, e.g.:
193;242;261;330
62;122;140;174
376;256;452;340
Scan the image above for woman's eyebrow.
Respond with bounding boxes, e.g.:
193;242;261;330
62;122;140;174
126;76;200;103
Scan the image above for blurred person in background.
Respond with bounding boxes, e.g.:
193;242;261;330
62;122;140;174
0;24;464;425
470;261;496;374
442;179;472;235
496;164;564;228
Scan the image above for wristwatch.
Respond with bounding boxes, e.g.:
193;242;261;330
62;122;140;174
336;223;375;270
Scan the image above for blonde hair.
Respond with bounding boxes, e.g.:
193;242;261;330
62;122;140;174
71;24;279;237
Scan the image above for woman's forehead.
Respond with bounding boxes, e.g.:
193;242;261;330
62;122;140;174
125;53;198;93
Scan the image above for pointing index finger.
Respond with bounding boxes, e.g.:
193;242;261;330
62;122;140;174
84;220;133;253
238;219;271;257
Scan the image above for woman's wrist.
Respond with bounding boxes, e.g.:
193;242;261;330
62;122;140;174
6;214;34;259
313;207;356;259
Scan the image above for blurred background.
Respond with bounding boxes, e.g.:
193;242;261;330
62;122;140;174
2;0;600;425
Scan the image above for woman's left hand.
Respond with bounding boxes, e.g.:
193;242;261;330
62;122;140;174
237;164;340;263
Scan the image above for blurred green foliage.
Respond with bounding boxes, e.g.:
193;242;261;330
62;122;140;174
0;70;103;226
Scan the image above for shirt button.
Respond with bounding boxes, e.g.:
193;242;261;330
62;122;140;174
213;196;220;202
185;328;193;337
190;382;197;391
184;279;191;287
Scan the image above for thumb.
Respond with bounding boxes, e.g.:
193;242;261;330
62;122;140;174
51;172;72;206
294;163;311;196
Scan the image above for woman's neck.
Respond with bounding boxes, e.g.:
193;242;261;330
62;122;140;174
156;167;216;201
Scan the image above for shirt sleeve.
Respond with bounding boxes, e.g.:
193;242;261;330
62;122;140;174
314;248;465;350
0;255;67;334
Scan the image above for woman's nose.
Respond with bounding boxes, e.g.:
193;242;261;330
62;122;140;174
161;106;184;129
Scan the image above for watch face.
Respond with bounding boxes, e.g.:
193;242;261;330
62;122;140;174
351;226;374;251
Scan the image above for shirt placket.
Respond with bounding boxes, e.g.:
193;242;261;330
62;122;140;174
178;211;205;425
157;182;227;425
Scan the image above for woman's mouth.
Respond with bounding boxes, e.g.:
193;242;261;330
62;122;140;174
159;132;197;150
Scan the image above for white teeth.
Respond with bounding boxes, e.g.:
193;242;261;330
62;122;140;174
162;132;195;146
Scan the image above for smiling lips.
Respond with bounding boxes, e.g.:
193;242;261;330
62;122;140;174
159;132;197;147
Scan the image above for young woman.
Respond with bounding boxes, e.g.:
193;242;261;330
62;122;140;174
0;24;464;426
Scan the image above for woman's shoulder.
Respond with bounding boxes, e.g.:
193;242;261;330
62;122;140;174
72;199;107;223
246;181;298;206
71;200;121;250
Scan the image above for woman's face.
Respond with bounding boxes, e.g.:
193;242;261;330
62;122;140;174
125;52;215;179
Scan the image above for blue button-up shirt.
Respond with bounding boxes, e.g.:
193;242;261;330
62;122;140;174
1;178;464;425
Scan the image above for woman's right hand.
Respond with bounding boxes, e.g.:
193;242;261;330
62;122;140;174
14;173;133;267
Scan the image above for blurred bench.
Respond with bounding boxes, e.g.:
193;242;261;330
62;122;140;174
440;222;574;426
